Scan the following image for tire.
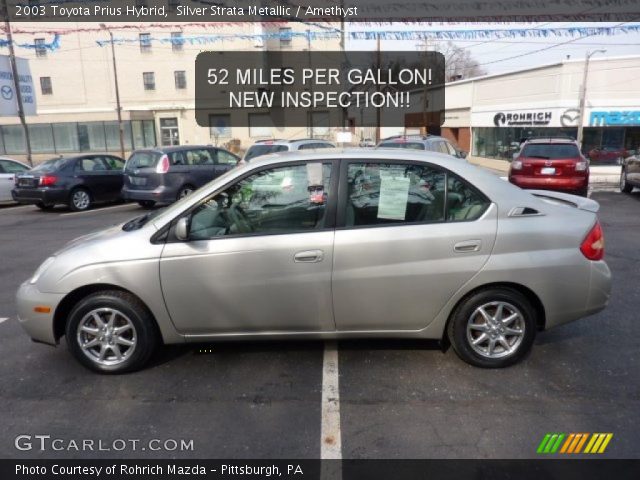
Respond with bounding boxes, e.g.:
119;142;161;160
576;187;589;197
138;200;156;209
176;185;195;201
35;202;55;211
620;168;633;193
69;187;91;211
447;287;537;368
65;290;159;374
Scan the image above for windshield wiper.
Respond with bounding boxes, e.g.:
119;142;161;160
122;213;151;231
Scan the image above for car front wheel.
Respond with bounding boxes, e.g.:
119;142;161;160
447;287;537;368
69;188;91;211
65;290;158;374
620;168;633;193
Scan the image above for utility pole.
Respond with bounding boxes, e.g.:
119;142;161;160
417;39;430;136
101;24;126;160
3;0;33;165
577;49;606;151
375;34;381;143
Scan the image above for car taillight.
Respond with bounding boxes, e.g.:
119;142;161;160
39;175;57;186
580;221;604;261
575;160;588;171
511;160;523;170
155;154;169;174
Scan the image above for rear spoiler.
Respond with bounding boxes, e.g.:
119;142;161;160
528;190;600;213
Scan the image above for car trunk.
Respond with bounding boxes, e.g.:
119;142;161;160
124;151;165;190
519;157;581;178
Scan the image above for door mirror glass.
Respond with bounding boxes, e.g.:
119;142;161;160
459;150;468;159
175;217;189;241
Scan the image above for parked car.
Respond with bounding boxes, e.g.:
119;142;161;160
509;138;589;197
377;135;468;160
0;157;30;203
359;138;375;148
588;146;628;165
121;145;239;208
12;154;125;211
16;149;610;373
242;139;335;163
620;152;640;193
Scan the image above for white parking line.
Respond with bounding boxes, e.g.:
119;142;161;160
0;317;9;324
59;203;136;217
320;341;342;460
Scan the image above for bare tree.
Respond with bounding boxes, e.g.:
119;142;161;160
423;41;486;81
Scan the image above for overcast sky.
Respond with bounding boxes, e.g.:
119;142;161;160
347;23;640;76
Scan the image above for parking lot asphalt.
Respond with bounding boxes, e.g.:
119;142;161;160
1;190;639;459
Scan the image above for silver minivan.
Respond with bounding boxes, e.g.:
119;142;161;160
17;149;611;373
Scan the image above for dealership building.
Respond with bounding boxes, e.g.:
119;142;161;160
438;54;640;165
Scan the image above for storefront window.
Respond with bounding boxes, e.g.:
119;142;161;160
104;121;133;151
52;123;80;152
143;120;156;147
473;127;577;160
2;125;25;155
78;122;107;152
28;124;54;153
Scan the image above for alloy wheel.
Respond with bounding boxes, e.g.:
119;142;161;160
466;301;526;359
76;308;137;367
72;190;90;210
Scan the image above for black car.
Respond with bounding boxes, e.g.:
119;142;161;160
122;145;239;208
12;154;125;211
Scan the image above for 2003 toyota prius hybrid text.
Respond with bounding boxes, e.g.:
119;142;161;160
16;149;612;373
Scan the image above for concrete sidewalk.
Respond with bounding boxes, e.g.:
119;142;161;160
468;156;621;186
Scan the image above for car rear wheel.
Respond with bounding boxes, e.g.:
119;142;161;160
620;168;633;193
65;290;158;374
447;287;537;368
138;200;156;209
69;188;91;211
35;202;55;211
177;185;195;200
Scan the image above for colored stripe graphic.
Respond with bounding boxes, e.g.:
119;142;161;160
538;433;613;454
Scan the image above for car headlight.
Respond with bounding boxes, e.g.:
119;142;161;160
30;256;56;284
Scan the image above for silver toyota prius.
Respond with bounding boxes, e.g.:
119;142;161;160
16;149;611;373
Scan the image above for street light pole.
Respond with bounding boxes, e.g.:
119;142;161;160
577;49;606;151
101;24;126;160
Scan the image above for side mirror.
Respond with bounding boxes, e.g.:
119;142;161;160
175;217;189;241
512;152;519;160
459;150;468;159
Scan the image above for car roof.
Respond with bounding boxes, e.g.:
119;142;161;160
250;139;335;147
132;145;220;154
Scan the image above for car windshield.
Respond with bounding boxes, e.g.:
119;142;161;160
244;144;288;161
378;142;426;150
521;144;580;159
31;158;66;172
126;151;163;170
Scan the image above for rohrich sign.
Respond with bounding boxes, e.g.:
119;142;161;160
493;111;553;127
589;111;640;126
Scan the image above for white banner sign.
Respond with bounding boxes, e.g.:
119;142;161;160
0;55;36;117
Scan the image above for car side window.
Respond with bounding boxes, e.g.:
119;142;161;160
186;149;214;166
446;174;490;221
187;162;332;240
105;156;125;170
215;149;239;165
76;157;106;172
0;160;29;173
345;162;446;227
444;141;457;156
169;151;187;166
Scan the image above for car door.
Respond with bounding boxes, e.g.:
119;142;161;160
183;148;214;188
74;156;110;201
159;160;338;334
332;159;497;331
211;148;238;178
100;156;125;200
627;153;640;186
0;160;29;202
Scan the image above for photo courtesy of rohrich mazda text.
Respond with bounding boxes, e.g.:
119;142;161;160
0;1;638;479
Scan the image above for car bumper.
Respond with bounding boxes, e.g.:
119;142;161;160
16;281;65;346
121;185;175;204
509;175;588;191
11;187;68;205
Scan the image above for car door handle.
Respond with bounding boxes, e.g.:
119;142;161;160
454;240;482;253
294;250;324;263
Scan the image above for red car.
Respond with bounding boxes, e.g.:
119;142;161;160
588;146;628;165
509;138;589;197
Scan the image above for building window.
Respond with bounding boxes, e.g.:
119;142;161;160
248;113;273;137
34;38;47;57
160;118;180;146
209;114;231;138
143;72;155;91
39;76;52;95
171;32;183;52
139;33;151;52
174;70;186;90
279;27;292;47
